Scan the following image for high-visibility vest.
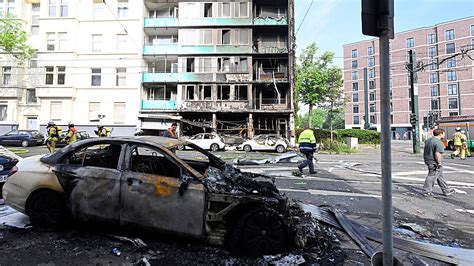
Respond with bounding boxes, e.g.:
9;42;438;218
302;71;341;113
298;129;316;144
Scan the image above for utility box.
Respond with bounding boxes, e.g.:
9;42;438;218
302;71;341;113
347;137;359;150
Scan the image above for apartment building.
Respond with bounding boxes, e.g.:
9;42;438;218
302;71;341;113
343;17;474;139
0;0;296;140
140;0;296;140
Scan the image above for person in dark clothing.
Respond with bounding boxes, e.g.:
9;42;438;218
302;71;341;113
163;123;178;139
423;128;455;196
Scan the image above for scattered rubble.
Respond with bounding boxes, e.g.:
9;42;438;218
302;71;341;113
262;254;306;265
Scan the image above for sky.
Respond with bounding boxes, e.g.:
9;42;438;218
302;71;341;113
295;0;474;67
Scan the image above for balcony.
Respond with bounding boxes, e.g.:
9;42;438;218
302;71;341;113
179;45;252;55
180;73;213;82
142;100;177;110
254;43;288;54
143;44;179;55
255;98;289;111
142;73;178;83
253;17;288;26
255;72;288;82
179;18;252;27
180;100;250;111
144;17;178;28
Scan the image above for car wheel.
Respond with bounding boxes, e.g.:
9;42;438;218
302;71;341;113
228;208;288;257
26;190;69;229
21;140;29;147
243;145;252;152
276;145;286;153
177;145;185;151
448;141;454;150
210;143;219;152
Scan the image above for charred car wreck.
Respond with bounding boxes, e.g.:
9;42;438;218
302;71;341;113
3;137;340;258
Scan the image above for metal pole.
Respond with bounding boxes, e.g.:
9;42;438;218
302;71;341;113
409;50;420;153
379;23;394;266
457;81;461;115
363;67;370;129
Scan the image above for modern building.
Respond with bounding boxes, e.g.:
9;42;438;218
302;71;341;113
343;17;474;139
0;0;296;141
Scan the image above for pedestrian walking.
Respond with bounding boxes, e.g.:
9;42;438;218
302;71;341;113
423;128;455;196
163;123;178;139
296;128;317;175
450;127;463;159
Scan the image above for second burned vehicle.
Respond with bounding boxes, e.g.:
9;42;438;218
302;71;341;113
3;137;338;257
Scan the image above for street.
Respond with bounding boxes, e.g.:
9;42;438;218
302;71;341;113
0;141;473;264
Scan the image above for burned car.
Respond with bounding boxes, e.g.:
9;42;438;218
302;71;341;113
2;136;338;257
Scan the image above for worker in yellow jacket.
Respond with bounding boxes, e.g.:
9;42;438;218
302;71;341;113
297;128;317;175
451;127;464;159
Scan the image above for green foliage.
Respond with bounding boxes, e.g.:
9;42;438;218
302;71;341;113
0;15;34;61
336;129;381;144
296;109;327;128
295;128;339;141
322;108;345;130
320;139;358;154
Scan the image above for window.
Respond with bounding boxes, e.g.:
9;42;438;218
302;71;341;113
234;85;248;100
447;58;456;68
430;85;439;97
218;57;230;72
116;34;128;51
369;92;376;101
31;4;40;35
60;0;68;16
447;84;457;95
117;0;128;18
351;49;358;58
48;0;56;16
445;29;454;41
368;57;375;67
50;101;62;121
369;80;375;90
26;89;37;104
447;70;456;81
236;29;249;45
186;58;195;72
368;68;375;78
429;59;438;70
428;46;437;57
352;82;358;91
238;2;248;17
449;112;459;117
431;98;440;110
221;30;231;45
368;46;374;55
91;34;102;52
2;67;11;85
369;103;376;113
198;85;212;100
58;32;67;51
429;72;438;83
352;93;359;102
0;105;6;121
204;3;212;17
30;50;38;67
427;33;436;44
67;144;122;169
57;66;65;85
93;1;104;18
406;37;415;48
370;115;376;124
89;102;100;121
446;43;455;54
217;85;230;100
129;145;179;176
351;71;358;80
351;60;357;69
46;32;55;51
353;116;360;125
448;98;458;109
472;25;474;36
6;0;14;15
91;68;101;86
45;66;54;85
116;68;126;86
219;2;230;17
113;102;126;124
185;85;195;100
353;105;359;114
236;57;248;72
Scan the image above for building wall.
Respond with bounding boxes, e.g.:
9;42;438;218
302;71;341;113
343;17;474;136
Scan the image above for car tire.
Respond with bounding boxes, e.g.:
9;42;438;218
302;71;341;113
276;145;286;153
228;208;288;257
21;140;29;147
243;145;252;152
26;190;69;229
177;145;185;151
210;143;219;152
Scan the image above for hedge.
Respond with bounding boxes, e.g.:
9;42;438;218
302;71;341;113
295;128;380;144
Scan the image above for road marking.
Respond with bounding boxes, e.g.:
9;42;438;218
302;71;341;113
280;188;382;198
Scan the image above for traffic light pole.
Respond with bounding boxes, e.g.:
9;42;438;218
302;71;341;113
409;50;420;153
364;67;370;129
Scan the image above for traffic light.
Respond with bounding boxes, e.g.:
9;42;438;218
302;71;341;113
410;114;418;125
423;116;428;130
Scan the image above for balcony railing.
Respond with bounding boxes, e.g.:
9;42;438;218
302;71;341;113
253;17;288;26
142;73;178;83
255;98;289;110
142;99;177;110
180;100;250;111
255;72;288;82
144;17;178;28
143;44;179;55
179;17;252;27
253;43;288;53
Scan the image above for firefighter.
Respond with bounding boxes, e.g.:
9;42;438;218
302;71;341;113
460;130;471;159
65;122;77;145
95;124;111;137
296;128;317;175
451;127;463;159
46;121;60;153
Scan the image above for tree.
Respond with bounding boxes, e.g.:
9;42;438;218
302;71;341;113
296;109;328;128
0;15;34;61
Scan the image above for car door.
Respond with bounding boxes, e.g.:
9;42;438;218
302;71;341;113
120;144;206;237
54;143;124;223
266;136;278;150
190;134;205;149
253;136;267;150
201;134;214;150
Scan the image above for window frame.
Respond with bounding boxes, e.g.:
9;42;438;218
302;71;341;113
91;68;102;86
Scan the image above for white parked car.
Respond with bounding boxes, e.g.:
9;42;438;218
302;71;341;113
183;133;226;151
237;135;288;153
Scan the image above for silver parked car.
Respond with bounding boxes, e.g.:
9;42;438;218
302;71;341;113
237;134;288;153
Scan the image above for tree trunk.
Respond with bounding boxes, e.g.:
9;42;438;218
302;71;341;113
329;101;334;143
308;104;313;128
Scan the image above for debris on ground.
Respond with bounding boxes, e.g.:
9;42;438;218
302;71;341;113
262;254;306;265
232;152;298;165
453;188;467;194
400;223;432;237
454;209;474;214
108;235;147;249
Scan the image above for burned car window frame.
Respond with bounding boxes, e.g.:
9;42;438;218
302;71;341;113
60;142;126;171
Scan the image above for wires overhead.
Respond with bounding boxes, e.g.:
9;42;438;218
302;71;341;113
296;0;314;35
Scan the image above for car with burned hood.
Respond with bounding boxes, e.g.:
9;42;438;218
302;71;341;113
2;136;337;256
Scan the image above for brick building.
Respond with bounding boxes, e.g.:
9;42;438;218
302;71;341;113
343;17;474;139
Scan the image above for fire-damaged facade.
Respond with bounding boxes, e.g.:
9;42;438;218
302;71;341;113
139;0;296;143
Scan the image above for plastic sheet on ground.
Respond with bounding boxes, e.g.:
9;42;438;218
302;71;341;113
0;206;30;229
